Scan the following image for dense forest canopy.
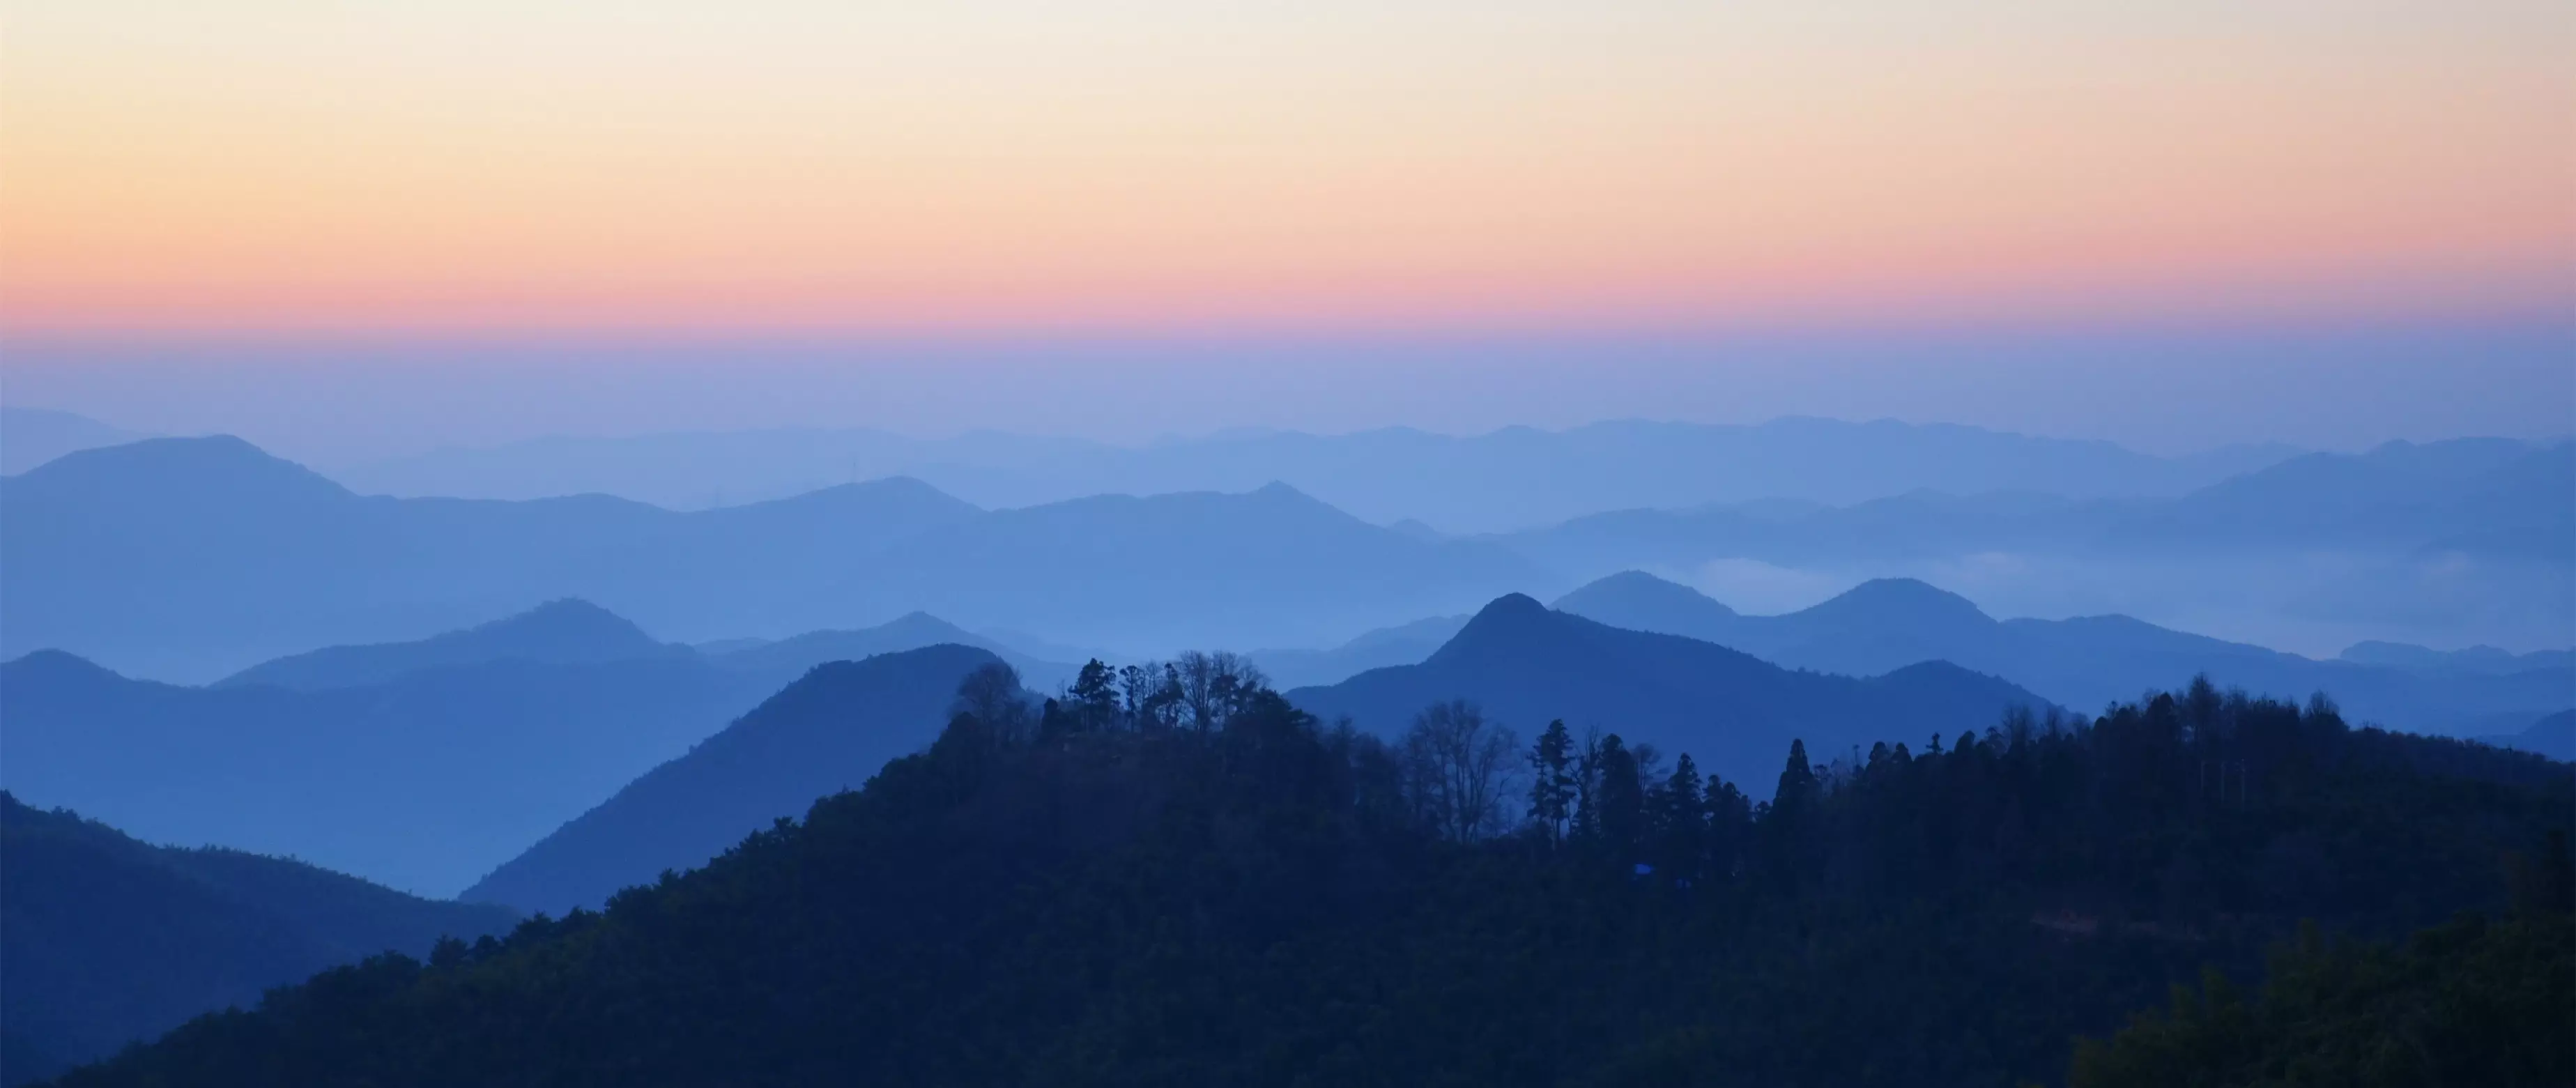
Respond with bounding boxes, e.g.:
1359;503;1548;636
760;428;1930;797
40;664;2575;1088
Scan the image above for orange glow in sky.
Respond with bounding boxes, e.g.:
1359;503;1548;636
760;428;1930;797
4;1;2570;332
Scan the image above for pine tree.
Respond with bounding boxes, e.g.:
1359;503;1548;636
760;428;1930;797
1526;720;1577;845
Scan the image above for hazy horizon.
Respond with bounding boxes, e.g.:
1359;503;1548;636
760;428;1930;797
8;323;2572;467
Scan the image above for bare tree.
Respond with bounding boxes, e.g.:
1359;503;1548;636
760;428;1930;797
1402;700;1519;842
952;661;1033;744
1173;650;1269;731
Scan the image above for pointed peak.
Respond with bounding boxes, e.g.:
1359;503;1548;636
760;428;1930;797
459;598;662;654
1805;579;1991;626
1452;593;1555;636
1420;593;1567;666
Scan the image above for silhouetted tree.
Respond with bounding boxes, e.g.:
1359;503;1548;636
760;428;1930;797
1068;659;1119;733
951;662;1030;744
1526;719;1577;845
1402;700;1518;842
1593;733;1646;861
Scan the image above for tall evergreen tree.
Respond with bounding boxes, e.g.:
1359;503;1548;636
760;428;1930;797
1527;719;1577;845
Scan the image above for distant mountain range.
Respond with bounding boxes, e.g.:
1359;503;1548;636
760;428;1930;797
463;645;1012;915
1500;438;2575;572
2480;710;2576;763
0;794;513;1085
0;406;149;476
2;436;1538;679
215;597;690;691
2338;640;2573;675
1550;572;2574;736
1289;594;2056;795
1250;614;1470;690
0;600;1073;896
0;649;767;897
330;417;2306;532
4;428;2565;695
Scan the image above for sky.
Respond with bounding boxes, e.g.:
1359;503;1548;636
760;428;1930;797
3;0;2570;454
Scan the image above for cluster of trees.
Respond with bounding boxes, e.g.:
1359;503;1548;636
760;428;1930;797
1037;652;1273;738
2072;857;2574;1087
42;666;2573;1088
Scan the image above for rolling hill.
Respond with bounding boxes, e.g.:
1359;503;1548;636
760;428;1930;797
1287;593;2054;795
0;650;769;896
215;597;685;691
1551;572;2575;734
707;612;1074;691
0;795;514;1086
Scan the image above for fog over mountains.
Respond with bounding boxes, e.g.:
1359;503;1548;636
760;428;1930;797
1287;594;2057;796
1;408;2567;1087
6;413;2567;683
0;602;1076;896
317;416;2306;532
1550;573;2570;737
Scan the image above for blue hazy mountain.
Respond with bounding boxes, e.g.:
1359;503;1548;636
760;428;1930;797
2130;438;2574;556
3;596;1078;897
2340;641;2575;675
215;598;686;691
0;649;768;896
334;417;2303;533
0;793;514;1085
2478;710;2576;763
707;612;1076;691
1288;594;2054;796
1552;572;2574;735
463;645;1009;915
1505;440;2573;575
1;436;1538;679
0;406;148;476
1250;614;1470;690
814;482;1549;652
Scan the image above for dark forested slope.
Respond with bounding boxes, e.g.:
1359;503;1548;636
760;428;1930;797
0;796;513;1087
48;668;2569;1088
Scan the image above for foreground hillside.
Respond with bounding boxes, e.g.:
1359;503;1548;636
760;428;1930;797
0;796;514;1086
47;670;2570;1088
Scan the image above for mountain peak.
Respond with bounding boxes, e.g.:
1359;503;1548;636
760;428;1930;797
1474;592;1549;621
1803;579;1991;628
1554;571;1738;617
477;599;660;650
10;435;351;505
1424;593;1558;664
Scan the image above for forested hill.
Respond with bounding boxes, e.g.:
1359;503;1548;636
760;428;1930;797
0;795;515;1086
46;673;2572;1088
